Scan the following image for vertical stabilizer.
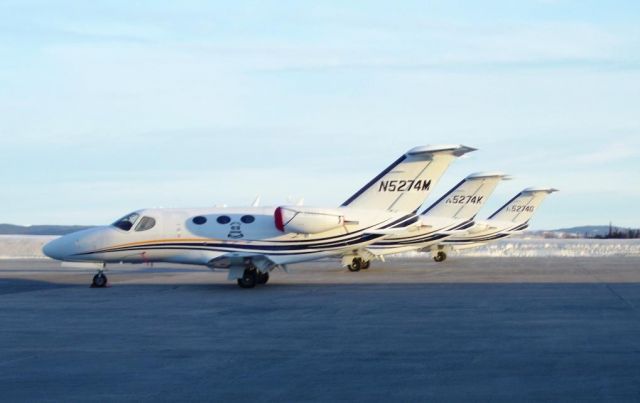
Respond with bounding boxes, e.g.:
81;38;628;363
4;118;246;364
341;145;476;212
422;172;508;220
487;187;558;223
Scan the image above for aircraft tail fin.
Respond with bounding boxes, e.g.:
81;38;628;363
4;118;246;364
421;172;508;220
341;145;476;212
487;187;558;224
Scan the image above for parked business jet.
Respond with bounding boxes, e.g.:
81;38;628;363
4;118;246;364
43;145;475;288
347;172;508;269
428;187;558;261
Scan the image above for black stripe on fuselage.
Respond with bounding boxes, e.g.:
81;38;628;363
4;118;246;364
74;214;418;257
74;233;387;257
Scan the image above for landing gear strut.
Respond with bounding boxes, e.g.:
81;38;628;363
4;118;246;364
433;251;447;263
91;271;108;288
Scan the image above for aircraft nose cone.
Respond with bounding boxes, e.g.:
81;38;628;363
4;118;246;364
42;237;70;261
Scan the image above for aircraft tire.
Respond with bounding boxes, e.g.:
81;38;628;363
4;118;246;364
361;260;370;270
257;272;269;285
347;258;362;272
433;252;447;263
237;269;257;288
91;272;108;288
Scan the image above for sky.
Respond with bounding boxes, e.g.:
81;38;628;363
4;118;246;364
1;0;639;229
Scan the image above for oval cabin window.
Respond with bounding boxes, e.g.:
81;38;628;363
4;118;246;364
192;216;207;225
216;216;231;224
241;215;255;224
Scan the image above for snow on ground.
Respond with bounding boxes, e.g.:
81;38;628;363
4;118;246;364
399;238;640;258
1;235;639;260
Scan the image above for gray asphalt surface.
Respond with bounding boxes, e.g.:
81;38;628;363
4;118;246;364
1;257;639;402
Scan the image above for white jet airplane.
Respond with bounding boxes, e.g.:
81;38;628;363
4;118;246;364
348;172;508;269
428;187;558;261
42;145;475;288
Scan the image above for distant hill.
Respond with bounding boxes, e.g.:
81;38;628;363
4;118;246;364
0;224;94;236
530;225;639;239
553;225;612;237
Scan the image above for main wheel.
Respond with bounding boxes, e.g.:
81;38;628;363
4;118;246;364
91;272;108;288
347;258;362;272
257;272;269;285
433;251;447;262
361;260;371;270
237;269;257;288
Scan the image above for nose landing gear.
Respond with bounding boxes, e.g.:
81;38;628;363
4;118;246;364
91;271;108;288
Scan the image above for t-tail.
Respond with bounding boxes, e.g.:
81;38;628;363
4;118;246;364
421;172;509;220
341;145;476;212
487;187;558;224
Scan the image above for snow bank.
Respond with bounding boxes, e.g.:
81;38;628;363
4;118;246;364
399;238;640;258
0;235;57;259
1;235;639;260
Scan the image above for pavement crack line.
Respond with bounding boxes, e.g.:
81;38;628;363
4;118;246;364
603;283;639;320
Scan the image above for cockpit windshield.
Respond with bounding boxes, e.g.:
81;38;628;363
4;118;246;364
112;212;140;231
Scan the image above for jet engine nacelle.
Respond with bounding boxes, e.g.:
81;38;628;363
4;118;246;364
274;206;345;234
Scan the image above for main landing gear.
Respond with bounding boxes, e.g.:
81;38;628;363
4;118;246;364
237;262;270;289
347;257;371;272
433;251;447;263
91;271;108;288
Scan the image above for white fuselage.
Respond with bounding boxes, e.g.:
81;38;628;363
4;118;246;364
43;206;418;268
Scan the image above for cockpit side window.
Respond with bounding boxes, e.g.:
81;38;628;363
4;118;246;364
135;216;156;232
112;213;140;231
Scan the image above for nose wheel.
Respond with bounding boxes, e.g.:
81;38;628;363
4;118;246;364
91;271;108;288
